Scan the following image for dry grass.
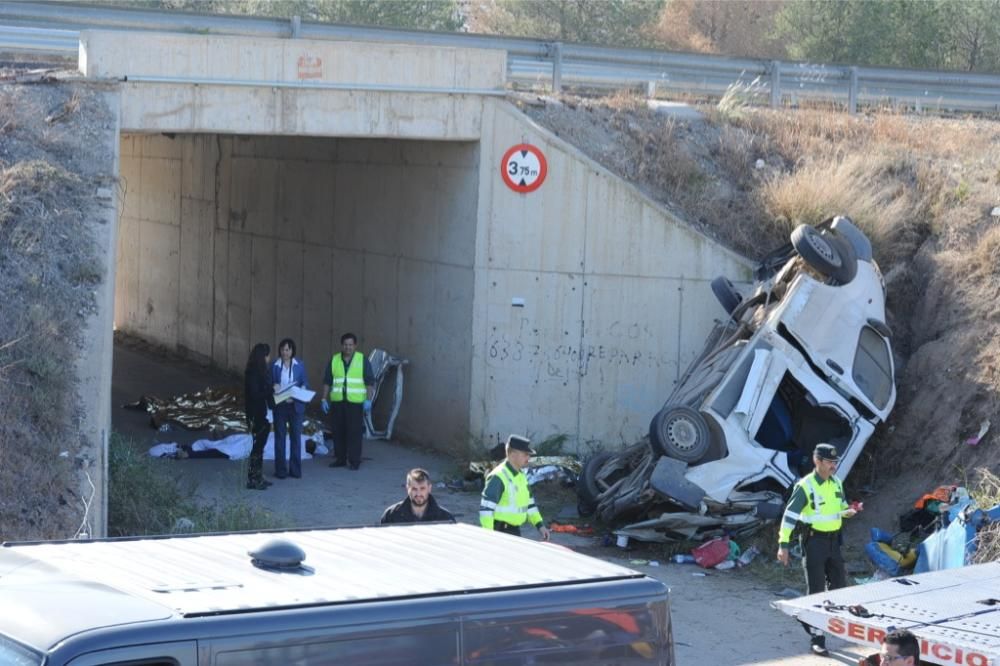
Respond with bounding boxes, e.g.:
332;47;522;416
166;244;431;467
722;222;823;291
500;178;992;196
714;75;768;123
0;84;110;541
970;226;1000;278
760;152;932;266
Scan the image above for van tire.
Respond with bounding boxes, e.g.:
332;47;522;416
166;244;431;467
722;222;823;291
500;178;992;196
649;406;711;463
711;276;742;314
791;224;855;282
579;452;613;504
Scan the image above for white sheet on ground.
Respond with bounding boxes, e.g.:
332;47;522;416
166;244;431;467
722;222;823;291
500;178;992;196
149;433;327;461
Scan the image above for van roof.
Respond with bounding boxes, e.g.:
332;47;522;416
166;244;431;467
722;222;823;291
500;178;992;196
0;523;641;650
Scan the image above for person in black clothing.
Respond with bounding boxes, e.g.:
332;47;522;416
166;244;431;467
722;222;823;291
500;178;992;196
380;468;455;524
244;343;275;490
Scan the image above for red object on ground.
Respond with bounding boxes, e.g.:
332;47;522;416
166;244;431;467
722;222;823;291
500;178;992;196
548;522;594;535
692;537;731;568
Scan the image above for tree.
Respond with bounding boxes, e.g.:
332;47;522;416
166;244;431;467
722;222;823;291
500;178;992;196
939;0;1000;71
466;0;665;48
106;0;464;31
774;0;1000;72
650;0;787;57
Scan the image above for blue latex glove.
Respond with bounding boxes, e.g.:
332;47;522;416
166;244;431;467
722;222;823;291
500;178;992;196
321;399;330;415
363;399;372;413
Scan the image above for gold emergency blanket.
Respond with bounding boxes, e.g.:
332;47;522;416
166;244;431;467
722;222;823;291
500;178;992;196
124;388;323;435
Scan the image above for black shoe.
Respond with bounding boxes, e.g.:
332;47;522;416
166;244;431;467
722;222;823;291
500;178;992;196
810;637;828;656
329;460;347;468
246;480;268;490
349;463;360;471
289;473;301;479
262;479;273;487
274;473;287;479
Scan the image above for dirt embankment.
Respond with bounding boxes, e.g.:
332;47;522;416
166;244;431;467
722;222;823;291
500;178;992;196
519;91;1000;532
0;72;117;540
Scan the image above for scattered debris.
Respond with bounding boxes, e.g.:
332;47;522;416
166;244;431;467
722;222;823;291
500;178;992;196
468;456;582;482
363;348;408;440
965;419;990;446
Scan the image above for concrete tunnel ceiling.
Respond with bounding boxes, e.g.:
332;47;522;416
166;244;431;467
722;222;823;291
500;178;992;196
114;133;480;447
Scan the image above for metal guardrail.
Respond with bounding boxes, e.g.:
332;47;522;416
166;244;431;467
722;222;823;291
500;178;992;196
1;1;999;114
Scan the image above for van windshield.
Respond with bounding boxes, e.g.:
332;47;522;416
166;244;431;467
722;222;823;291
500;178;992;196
0;635;42;666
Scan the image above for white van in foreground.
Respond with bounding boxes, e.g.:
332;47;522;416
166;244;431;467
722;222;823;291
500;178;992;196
0;523;674;665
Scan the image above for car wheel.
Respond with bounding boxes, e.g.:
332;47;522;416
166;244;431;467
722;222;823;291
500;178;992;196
791;224;858;284
579;451;613;507
710;276;742;315
649;406;711;463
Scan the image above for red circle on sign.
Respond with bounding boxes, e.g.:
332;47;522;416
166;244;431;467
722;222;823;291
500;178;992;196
501;144;548;193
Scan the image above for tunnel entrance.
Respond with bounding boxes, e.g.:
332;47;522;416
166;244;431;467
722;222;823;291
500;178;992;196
114;133;479;448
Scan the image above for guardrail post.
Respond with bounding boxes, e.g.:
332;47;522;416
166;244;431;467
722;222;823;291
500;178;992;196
290;15;301;38
551;41;562;93
769;60;781;108
848;66;858;115
647;80;657;99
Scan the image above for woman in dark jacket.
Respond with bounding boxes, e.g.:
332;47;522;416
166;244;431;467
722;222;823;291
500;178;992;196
244;343;274;490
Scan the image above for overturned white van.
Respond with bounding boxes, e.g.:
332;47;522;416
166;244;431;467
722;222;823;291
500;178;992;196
580;216;896;542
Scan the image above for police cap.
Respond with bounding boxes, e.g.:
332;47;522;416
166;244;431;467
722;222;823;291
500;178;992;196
506;434;536;455
814;443;840;461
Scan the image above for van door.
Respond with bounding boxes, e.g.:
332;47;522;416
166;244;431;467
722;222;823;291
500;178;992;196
65;642;197;666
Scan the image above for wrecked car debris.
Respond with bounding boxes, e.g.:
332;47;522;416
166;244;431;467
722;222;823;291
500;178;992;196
363;348;408;440
580;216;896;542
469;456;582;486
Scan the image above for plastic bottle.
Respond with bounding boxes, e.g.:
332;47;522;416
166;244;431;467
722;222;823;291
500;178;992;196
672;554;696;564
737;545;760;567
714;559;736;570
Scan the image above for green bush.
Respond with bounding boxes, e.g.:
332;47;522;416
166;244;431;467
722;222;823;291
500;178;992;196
107;433;283;536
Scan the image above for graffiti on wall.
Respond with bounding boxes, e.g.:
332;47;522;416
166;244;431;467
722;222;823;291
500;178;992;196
485;317;678;387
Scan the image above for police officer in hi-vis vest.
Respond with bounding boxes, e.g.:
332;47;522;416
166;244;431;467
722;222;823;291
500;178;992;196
777;443;859;656
321;332;374;471
479;435;552;541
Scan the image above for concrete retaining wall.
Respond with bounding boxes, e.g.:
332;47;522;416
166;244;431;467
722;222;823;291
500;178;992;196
116;134;479;446
469;101;753;451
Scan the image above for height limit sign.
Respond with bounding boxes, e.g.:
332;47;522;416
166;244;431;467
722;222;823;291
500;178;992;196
501;144;548;193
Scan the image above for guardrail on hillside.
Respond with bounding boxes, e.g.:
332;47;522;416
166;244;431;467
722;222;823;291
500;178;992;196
1;0;999;115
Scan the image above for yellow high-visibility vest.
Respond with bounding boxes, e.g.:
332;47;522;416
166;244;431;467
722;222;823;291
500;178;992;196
329;353;365;403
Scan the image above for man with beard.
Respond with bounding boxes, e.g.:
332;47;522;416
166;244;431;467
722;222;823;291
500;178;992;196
380;468;456;524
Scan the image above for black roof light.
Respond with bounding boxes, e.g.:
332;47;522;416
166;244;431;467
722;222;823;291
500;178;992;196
249;539;307;572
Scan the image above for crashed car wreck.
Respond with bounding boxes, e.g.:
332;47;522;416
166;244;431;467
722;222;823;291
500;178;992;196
579;216;896;542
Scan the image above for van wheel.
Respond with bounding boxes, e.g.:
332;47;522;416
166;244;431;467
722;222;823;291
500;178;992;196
649;406;710;463
711;276;742;314
579;452;613;505
791;224;857;283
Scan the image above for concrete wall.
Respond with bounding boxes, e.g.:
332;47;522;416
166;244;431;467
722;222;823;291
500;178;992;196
76;89;121;537
470;101;754;451
116;134;479;446
80;30;504;140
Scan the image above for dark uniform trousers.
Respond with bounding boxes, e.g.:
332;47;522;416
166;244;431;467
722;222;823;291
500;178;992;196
802;529;847;595
330;400;365;467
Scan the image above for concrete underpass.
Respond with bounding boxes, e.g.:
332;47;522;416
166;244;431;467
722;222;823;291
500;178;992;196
116;134;478;447
76;27;753;533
